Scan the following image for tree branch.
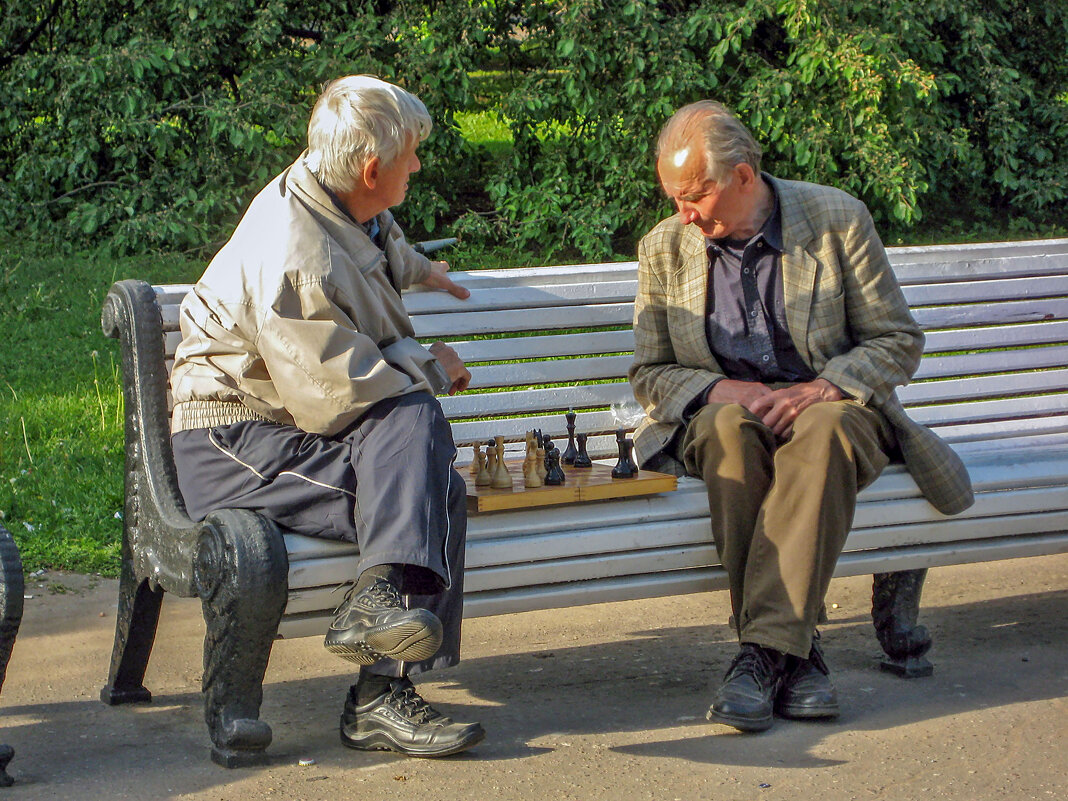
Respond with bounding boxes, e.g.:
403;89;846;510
0;0;65;69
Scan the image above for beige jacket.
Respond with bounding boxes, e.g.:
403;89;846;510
170;153;450;437
630;176;974;515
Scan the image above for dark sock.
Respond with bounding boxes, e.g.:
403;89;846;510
354;563;405;593
353;670;398;706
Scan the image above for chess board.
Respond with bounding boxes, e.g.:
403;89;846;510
464;461;677;513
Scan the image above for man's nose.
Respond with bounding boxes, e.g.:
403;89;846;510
676;202;698;225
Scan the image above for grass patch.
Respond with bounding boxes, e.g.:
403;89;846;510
0;243;200;575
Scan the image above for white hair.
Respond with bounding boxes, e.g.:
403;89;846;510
657;100;762;185
305;75;432;193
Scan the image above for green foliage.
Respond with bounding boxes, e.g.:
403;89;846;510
2;0;1066;260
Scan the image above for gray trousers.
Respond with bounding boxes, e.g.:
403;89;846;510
171;392;467;676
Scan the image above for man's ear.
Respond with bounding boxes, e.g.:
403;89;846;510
734;161;757;188
360;156;381;190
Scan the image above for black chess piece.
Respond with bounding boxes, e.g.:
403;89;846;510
561;409;578;465
573;432;593;468
612;436;638;478
623;437;638;475
544;444;566;485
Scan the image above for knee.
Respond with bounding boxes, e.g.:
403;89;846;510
792;401;865;445
689;403;771;451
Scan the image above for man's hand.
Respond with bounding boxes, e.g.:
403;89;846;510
706;378;773;408
428;341;471;395
747;378;843;438
421;260;470;300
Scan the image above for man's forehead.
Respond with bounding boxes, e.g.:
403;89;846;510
658;146;708;191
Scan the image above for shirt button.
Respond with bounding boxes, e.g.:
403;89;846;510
762;355;771;362
750;310;758;317
743;268;750;274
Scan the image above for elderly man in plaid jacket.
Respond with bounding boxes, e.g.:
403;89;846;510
629;101;973;733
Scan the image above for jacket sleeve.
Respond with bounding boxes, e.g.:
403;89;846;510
816;207;924;407
629;233;725;424
381;215;433;290
253;278;442;436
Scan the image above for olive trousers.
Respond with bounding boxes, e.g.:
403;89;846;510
678;399;894;658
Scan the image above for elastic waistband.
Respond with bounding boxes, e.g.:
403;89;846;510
170;400;275;433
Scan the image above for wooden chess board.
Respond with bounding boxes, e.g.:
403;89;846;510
464;461;677;513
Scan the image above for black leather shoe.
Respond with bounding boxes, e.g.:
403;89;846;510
340;678;485;757
706;643;786;732
324;579;443;665
776;634;840;719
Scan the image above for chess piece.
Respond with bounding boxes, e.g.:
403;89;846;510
523;448;542;488
544;444;566;485
475;447;491;486
491;436;512;488
612;436;638;478
484;440;498;482
470;444;483;477
573;432;593;468
561;409;578;465
535;444;547;482
623;437;638;475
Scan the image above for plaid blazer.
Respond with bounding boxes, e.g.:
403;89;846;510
629;176;974;515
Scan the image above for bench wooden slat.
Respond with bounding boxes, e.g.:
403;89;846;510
909;393;1067;427
914;346;1068;380
403;280;638;314
900;368;1068;405
466;355;630;391
931;415;1068;444
454;330;635;362
440;381;631;418
411;303;634;338
922;320;1068;354
901;274;1068;306
912;297;1068;329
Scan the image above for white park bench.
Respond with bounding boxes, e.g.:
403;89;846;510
99;237;1068;767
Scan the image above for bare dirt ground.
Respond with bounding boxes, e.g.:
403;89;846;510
1;553;1065;800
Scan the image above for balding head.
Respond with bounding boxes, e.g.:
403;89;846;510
657;101;761;187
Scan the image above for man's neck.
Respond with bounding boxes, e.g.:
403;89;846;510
733;177;774;240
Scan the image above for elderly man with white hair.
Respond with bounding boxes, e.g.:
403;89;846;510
169;76;484;758
630;100;973;733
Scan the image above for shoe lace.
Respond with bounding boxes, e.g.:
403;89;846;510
388;680;440;724
362;578;403;607
726;645;780;688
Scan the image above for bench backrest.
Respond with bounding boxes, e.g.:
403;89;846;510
151;238;1068;460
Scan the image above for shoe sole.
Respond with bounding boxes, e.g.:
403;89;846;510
340;725;486;758
325;613;443;665
706;707;774;732
775;702;840;720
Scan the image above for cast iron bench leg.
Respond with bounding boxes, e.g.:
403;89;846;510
0;525;24;786
194;510;288;768
100;538;163;705
872;568;934;677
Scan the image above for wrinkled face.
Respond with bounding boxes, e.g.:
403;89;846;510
657;144;747;240
375;140;421;210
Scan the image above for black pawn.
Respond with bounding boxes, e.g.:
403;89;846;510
573;432;593;468
544;445;566;485
612;437;638;479
562;410;578;465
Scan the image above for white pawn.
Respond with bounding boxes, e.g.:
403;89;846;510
524;448;542;488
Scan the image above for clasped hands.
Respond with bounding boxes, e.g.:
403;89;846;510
706;378;843;439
